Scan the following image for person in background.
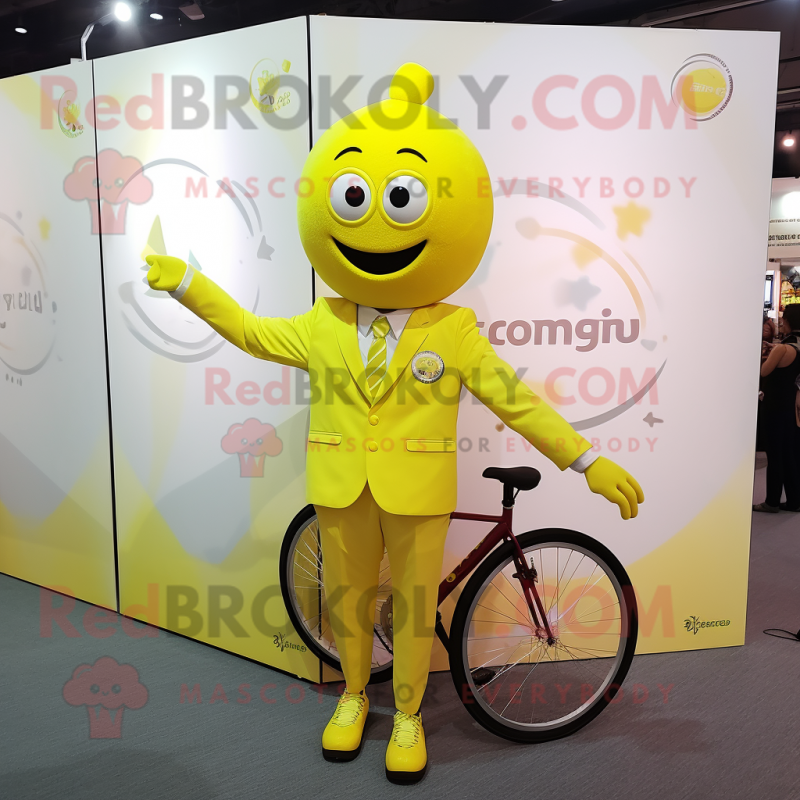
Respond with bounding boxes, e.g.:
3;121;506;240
778;304;800;345
754;314;800;512
779;312;793;340
757;316;778;451
762;316;777;361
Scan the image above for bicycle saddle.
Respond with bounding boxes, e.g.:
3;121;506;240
482;466;541;491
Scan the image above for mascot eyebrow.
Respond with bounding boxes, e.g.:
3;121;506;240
397;147;427;162
334;147;362;160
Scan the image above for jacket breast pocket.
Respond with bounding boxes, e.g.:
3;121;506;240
308;431;342;446
405;439;456;453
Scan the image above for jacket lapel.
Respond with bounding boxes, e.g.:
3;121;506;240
331;300;371;402
372;307;430;405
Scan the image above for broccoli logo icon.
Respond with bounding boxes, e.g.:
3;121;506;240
221;418;283;477
57;90;84;138
63;656;148;739
64;149;153;235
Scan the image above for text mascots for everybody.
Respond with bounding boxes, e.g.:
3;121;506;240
146;62;644;785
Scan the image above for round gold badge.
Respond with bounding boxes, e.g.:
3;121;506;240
411;351;444;384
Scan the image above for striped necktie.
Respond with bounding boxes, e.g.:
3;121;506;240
366;316;392;399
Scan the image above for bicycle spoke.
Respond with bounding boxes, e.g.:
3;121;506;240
499;571;547;630
377;569;392;592
555;568;609;625
467;639;535;660
472;640;531;673
500;570;525;603
295;547;321;572
478;639;547;689
554;643;618;684
573;615;621;625
475;601;529;627
558;642;618;656
469;616;535;627
497;655;547;717
293;561;322;584
300;539;323;569
548;552;586;619
552;640;604;679
552;641;612;688
554;547;560;623
491;576;529;620
570;600;620;624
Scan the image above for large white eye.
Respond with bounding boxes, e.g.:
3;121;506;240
382;175;427;224
329;173;371;221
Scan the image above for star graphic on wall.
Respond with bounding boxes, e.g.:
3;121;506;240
39;217;50;240
613;201;651;240
257;236;274;260
554;275;601;311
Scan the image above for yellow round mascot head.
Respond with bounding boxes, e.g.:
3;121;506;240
297;62;493;310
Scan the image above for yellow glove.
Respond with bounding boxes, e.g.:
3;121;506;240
584;456;644;520
145;254;187;293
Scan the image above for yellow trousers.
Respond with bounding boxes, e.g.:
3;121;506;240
315;484;450;714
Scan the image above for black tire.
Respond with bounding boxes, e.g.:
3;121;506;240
448;528;638;743
279;504;394;684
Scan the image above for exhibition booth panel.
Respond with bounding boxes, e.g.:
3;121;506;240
93;17;319;678
310;16;779;663
0;62;116;609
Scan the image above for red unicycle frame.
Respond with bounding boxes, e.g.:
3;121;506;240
440;501;555;647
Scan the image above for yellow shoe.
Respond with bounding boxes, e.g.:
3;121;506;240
385;711;427;784
322;690;369;762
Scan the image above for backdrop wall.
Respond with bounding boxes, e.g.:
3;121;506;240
0;63;116;609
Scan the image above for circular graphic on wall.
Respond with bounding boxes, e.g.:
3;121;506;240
249;57;292;113
0;213;56;375
114;159;274;362
671;54;733;121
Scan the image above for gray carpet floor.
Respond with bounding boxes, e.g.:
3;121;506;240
1;459;799;800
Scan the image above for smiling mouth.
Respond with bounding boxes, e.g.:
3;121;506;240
333;238;427;275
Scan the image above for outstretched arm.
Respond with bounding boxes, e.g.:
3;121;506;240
146;255;314;370
456;307;644;519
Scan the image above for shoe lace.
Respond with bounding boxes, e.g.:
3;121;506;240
331;692;365;728
391;711;421;748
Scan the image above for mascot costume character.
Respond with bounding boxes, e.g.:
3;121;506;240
146;62;644;785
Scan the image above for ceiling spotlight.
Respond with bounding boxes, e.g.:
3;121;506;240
784;133;796;148
15;26;27;34
150;13;163;20
114;3;132;22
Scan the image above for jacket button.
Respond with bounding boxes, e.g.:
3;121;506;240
369;415;379;426
368;441;378;452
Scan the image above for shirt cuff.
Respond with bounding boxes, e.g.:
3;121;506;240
169;265;194;300
569;449;599;473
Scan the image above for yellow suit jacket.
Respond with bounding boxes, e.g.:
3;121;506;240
179;271;592;515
